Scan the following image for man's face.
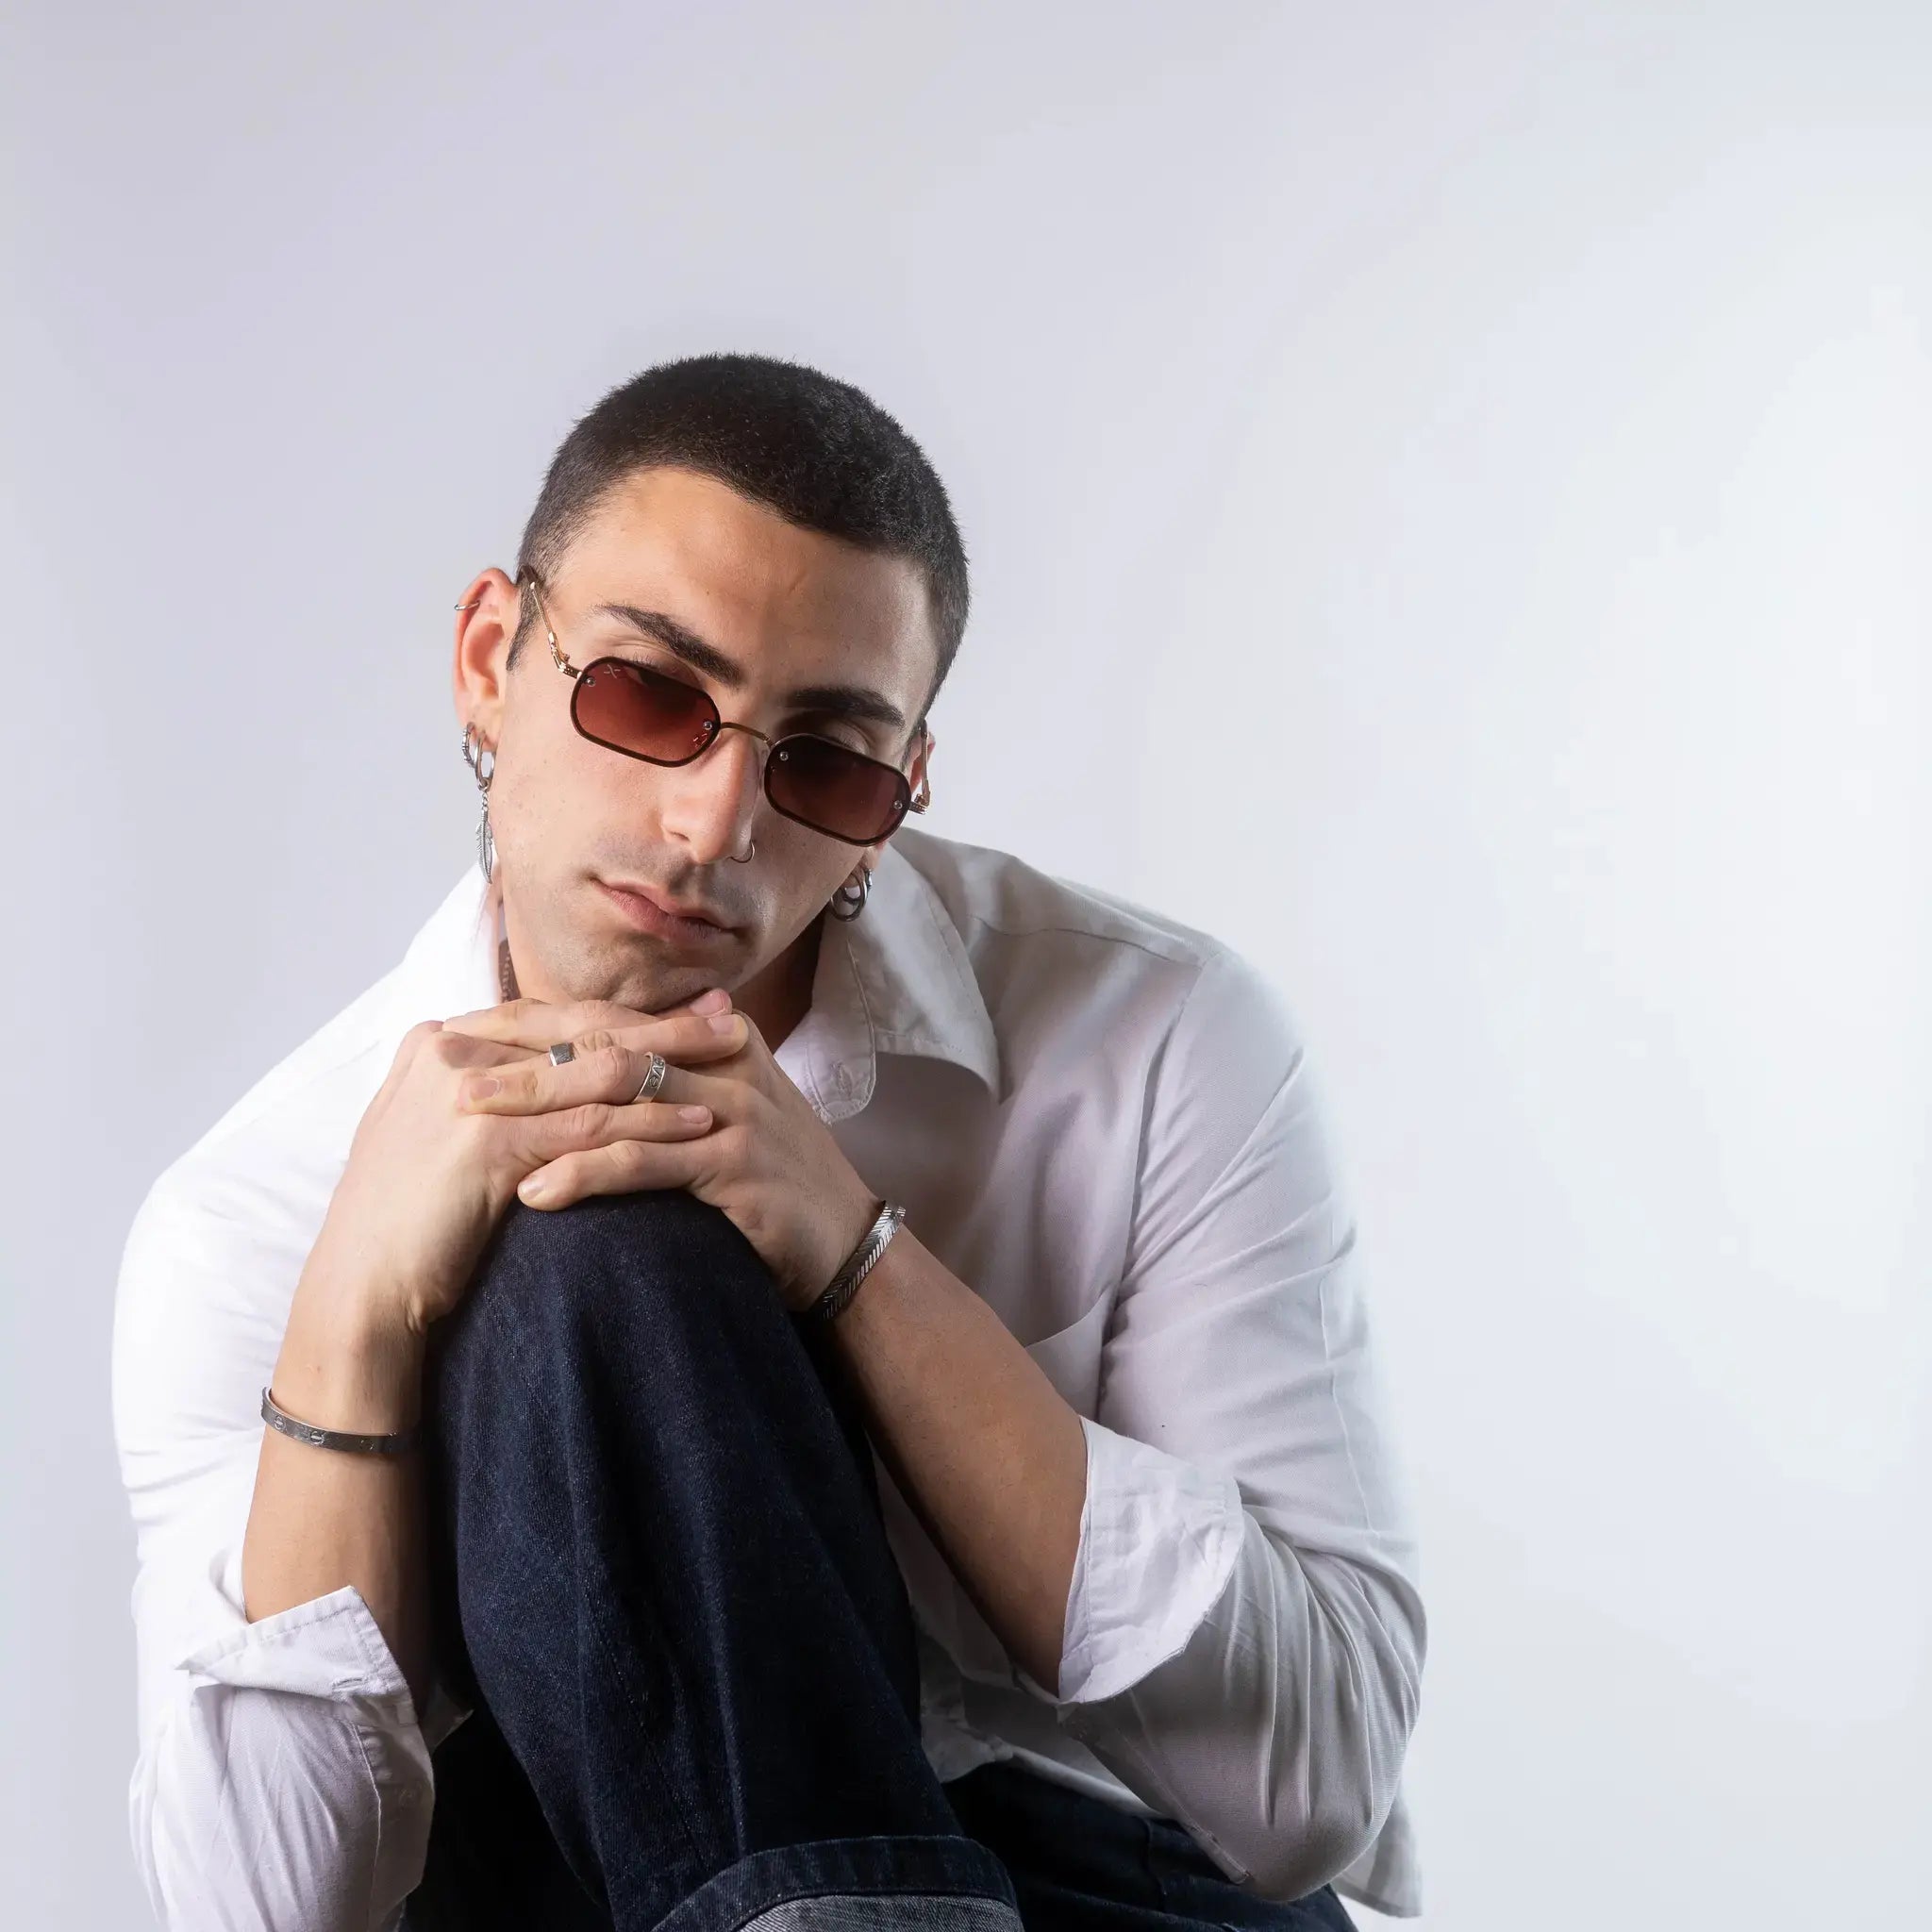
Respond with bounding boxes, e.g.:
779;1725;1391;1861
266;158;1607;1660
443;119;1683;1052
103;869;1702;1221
454;465;938;1016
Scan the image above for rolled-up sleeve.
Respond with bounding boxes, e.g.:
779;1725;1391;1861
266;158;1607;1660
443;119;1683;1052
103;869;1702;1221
114;1176;453;1932
1012;944;1426;1905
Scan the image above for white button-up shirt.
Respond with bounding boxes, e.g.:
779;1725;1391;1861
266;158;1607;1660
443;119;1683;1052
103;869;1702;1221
112;825;1426;1928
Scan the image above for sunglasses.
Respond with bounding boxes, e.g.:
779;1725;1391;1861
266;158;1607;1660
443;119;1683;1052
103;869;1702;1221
519;569;930;847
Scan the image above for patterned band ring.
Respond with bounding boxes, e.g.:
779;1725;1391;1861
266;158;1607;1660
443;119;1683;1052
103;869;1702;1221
548;1041;575;1066
631;1051;670;1103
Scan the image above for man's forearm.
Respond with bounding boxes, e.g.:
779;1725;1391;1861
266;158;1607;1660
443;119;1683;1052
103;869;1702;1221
242;1257;435;1711
824;1225;1088;1694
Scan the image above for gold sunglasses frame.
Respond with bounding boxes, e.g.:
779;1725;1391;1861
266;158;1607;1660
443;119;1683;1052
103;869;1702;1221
458;573;933;845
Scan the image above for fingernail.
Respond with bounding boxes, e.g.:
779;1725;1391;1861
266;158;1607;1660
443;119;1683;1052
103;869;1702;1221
466;1076;501;1103
708;1011;743;1036
691;987;731;1014
676;1105;711;1124
519;1179;552;1206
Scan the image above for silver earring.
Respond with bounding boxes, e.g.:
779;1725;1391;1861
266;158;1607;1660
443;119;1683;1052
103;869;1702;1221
461;725;497;881
829;863;872;922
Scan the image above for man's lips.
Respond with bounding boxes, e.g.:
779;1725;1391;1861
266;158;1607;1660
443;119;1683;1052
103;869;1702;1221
596;877;736;935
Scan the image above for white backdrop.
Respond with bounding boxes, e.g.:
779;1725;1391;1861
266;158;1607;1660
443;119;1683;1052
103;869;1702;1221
4;5;1926;1926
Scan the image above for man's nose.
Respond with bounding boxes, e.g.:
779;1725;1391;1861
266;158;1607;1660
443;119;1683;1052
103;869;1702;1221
658;725;764;865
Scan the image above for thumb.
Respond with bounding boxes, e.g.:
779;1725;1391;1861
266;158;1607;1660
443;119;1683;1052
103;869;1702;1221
663;985;732;1018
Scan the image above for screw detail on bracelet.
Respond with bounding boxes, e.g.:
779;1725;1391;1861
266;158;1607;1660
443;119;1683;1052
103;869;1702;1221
260;1384;423;1456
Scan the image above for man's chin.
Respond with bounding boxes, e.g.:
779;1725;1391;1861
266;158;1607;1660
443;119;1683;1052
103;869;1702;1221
588;951;745;1019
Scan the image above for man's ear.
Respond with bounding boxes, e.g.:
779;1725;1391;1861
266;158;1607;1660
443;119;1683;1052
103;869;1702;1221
909;722;935;812
452;566;521;741
870;724;933;865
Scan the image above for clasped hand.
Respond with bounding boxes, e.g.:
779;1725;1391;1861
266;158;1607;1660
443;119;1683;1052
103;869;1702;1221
439;989;881;1313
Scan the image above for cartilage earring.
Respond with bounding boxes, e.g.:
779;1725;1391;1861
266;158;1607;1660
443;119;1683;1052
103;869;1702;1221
461;724;497;881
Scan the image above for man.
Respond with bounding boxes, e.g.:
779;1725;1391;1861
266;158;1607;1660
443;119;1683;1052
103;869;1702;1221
113;353;1425;1931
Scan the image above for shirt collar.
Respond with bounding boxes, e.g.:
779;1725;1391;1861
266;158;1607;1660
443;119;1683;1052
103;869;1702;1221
419;830;1000;1126
777;831;1002;1123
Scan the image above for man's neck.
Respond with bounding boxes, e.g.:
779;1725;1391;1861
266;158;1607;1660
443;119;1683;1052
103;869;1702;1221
730;912;823;1053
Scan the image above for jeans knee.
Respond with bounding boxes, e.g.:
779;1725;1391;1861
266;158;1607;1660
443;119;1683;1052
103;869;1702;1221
465;1186;777;1357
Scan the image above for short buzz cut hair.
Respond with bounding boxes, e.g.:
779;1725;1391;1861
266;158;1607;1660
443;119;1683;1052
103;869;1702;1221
508;352;970;725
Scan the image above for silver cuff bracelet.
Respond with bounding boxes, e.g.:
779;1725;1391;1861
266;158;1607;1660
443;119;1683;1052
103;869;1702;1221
260;1384;423;1456
805;1201;908;1324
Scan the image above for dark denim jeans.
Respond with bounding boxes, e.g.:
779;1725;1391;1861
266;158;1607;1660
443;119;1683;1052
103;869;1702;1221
399;1187;1356;1932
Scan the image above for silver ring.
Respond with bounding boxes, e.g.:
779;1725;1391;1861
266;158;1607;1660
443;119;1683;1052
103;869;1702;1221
631;1051;669;1103
548;1041;575;1066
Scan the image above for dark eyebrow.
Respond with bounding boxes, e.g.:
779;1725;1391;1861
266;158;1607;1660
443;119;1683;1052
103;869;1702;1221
593;602;908;735
594;604;741;684
783;681;908;734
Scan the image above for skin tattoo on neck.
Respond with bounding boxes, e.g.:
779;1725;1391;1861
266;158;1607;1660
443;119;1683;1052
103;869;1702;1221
495;892;522;1002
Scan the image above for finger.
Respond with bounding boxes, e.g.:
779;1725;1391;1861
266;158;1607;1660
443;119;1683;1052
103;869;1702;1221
631;1062;742;1119
441;996;591;1041
514;1096;719;1175
516;1134;710;1209
458;1013;747;1113
443;986;733;1040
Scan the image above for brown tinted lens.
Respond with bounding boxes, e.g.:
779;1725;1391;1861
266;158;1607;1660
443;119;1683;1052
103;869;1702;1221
768;736;908;842
574;659;718;763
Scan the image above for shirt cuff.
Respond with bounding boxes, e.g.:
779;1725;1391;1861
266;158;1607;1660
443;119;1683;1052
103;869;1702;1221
1014;1414;1247;1707
177;1574;476;1754
180;1583;410;1700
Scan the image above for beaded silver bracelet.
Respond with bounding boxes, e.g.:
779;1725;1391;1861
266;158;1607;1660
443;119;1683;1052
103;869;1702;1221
805;1202;907;1324
260;1384;423;1456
